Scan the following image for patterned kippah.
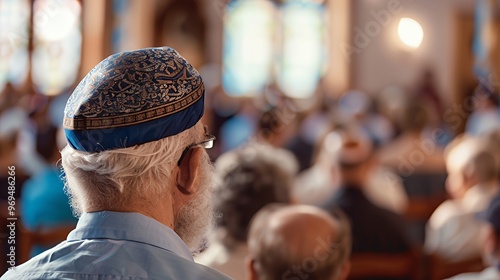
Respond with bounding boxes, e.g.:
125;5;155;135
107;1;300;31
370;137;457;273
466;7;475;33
63;47;205;152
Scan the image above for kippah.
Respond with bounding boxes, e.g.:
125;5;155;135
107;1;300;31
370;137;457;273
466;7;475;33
63;47;205;152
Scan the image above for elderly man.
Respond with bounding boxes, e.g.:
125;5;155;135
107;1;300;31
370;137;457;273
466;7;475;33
246;204;352;280
196;143;295;279
2;47;230;279
425;135;499;262
448;194;500;279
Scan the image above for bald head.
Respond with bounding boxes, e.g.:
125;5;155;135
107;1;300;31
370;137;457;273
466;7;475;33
266;206;342;258
247;205;351;280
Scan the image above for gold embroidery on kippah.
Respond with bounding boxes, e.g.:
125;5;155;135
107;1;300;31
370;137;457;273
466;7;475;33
64;84;203;130
63;48;204;131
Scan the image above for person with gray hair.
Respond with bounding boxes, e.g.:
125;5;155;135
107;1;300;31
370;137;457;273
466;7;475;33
425;134;500;262
246;204;352;280
196;143;296;279
1;47;230;279
448;194;500;279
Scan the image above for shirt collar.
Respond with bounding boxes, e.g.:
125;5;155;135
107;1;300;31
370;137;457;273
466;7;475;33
67;211;193;261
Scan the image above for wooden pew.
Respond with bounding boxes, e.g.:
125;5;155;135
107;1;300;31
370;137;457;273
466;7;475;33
349;251;419;280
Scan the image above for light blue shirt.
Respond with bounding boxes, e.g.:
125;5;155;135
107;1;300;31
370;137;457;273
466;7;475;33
2;211;231;280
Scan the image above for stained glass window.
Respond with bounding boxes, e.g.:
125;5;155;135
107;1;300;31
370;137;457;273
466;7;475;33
0;0;30;93
222;0;276;97
277;0;327;98
32;0;81;96
222;0;328;99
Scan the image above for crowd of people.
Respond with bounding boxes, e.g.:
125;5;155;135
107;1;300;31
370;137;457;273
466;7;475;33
0;46;499;279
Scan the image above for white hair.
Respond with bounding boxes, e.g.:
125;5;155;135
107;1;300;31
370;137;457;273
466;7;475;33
61;124;199;216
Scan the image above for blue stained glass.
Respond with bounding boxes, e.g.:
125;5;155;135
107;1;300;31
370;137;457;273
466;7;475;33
277;1;327;98
222;0;276;97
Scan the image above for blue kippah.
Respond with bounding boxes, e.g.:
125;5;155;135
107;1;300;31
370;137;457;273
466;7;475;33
63;47;205;153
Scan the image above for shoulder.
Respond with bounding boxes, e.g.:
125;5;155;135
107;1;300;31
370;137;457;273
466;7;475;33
4;240;231;280
428;199;463;229
446;267;500;280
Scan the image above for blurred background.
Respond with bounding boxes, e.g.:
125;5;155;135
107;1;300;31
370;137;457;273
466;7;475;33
0;0;500;279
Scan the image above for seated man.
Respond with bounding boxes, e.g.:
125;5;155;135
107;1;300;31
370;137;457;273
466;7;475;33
196;143;295;279
425;135;499;262
246;204;352;280
448;194;500;279
2;47;230;279
324;127;414;255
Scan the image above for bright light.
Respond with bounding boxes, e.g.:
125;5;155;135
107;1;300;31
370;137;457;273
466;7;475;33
398;17;423;49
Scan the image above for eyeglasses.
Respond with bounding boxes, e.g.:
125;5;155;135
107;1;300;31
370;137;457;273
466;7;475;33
177;126;216;166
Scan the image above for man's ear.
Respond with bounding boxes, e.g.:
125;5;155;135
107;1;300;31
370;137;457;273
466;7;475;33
176;146;204;195
245;256;259;280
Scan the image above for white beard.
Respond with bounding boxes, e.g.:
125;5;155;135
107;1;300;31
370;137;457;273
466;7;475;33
174;155;215;253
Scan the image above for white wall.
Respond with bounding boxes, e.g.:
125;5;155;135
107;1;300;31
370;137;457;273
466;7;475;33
348;0;474;103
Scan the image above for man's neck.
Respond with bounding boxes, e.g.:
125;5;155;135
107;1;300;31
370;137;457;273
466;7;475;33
85;195;175;229
340;171;366;188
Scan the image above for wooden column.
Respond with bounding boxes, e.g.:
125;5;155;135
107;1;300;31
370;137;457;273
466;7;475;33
324;0;352;97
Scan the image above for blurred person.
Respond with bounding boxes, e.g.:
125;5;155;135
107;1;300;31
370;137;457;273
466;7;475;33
447;194;500;279
246;204;351;280
0;114;29;273
204;85;241;158
17;95;55;176
378;96;447;243
257;108;295;148
196;143;296;279
0;132;21;274
466;82;500;136
20;127;78;256
295;127;408;214
376;86;410;136
0;88;29;177
324;127;413;256
336;90;395;146
416;68;444;126
284;109;326;172
378;96;446;175
483;128;500;180
256;107;316;172
425;135;499;262
1;47;230;280
219;113;255;152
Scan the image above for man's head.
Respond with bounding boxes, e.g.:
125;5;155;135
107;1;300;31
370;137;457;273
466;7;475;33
477;195;500;266
247;204;351;280
213;144;295;248
61;47;215;252
323;126;375;187
257;108;295;147
445;135;497;199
